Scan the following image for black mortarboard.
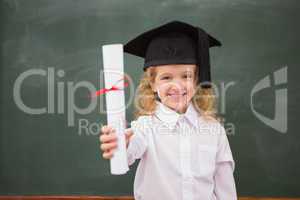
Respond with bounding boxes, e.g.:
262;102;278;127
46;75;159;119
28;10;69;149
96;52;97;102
124;20;222;88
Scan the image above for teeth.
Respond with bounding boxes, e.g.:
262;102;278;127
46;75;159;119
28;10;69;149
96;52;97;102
168;92;186;96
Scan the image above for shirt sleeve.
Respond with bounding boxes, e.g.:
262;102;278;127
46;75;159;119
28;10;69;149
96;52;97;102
214;162;237;200
126;116;150;166
213;125;237;200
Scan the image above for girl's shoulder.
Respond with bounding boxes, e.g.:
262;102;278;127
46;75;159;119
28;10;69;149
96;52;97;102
198;114;220;125
197;115;227;135
130;115;154;129
132;115;154;123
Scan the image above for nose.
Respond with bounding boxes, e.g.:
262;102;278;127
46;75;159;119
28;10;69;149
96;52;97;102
167;81;185;93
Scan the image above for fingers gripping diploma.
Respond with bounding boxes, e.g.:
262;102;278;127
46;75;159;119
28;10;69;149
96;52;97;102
100;126;133;159
99;125;134;174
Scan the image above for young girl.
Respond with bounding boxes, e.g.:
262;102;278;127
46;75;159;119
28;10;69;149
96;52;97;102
99;21;237;200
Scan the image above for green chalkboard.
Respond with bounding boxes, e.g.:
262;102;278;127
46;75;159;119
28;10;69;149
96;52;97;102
0;0;299;197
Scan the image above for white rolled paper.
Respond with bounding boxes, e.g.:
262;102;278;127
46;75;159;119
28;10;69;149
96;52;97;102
102;44;129;175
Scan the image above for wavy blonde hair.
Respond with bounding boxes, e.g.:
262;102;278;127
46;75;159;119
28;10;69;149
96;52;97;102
133;65;218;121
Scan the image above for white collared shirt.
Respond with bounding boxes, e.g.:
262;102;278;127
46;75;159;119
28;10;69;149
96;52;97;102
127;101;237;200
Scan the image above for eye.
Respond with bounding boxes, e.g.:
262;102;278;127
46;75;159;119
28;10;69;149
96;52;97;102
183;74;193;79
161;76;170;80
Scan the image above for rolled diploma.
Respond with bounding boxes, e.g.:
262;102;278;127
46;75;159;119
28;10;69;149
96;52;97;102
102;44;129;175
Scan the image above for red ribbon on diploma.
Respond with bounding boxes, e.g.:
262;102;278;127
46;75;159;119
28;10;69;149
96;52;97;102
91;76;129;98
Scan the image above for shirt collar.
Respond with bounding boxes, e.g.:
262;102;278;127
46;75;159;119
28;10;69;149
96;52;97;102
154;100;200;130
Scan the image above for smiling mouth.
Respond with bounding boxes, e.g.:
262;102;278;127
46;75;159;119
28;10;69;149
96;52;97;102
167;92;187;97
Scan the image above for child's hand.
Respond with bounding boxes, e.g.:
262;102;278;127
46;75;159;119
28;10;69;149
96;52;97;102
99;125;134;159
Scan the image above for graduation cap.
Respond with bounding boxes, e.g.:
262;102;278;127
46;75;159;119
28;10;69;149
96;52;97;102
124;20;222;88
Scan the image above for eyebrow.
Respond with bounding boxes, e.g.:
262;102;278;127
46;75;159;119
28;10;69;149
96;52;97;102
159;70;194;76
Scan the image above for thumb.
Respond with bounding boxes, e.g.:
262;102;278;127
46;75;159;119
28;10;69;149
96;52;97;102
125;128;134;139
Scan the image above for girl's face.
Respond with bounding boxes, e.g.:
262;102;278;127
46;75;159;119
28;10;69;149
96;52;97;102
151;64;197;114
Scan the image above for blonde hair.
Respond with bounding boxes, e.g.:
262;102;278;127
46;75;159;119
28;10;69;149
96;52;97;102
133;66;218;121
